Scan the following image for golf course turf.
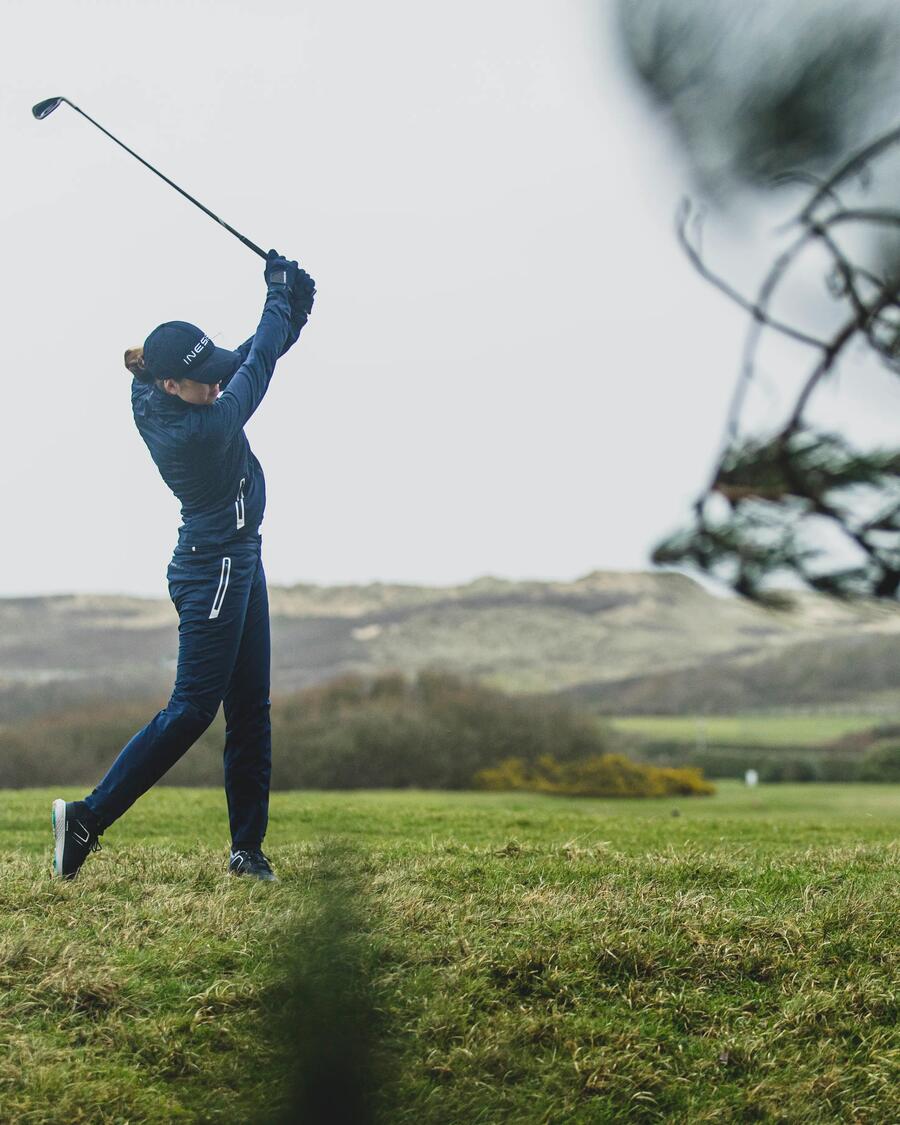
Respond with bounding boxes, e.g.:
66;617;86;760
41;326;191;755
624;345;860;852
1;784;897;1123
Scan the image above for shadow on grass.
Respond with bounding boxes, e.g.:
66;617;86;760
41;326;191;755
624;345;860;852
261;841;389;1125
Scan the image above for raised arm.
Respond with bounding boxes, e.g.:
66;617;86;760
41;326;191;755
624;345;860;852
222;266;316;385
190;252;301;443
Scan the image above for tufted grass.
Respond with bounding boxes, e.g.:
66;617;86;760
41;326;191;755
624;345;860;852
0;784;897;1123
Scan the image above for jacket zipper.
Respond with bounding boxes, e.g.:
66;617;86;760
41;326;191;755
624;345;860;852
235;478;246;530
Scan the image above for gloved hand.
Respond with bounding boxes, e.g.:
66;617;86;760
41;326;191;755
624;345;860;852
282;268;316;341
264;249;299;292
291;268;316;318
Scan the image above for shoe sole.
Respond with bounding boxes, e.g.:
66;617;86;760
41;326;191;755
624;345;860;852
228;869;278;881
51;798;66;879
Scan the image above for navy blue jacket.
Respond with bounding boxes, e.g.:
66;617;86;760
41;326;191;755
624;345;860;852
131;287;303;549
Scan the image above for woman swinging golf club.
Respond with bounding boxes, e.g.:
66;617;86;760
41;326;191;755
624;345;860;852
51;250;315;881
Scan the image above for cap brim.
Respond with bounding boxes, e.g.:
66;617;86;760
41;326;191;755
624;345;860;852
191;345;241;384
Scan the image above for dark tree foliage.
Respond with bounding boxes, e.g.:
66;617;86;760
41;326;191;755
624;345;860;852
652;139;900;602
618;0;900;601
618;0;900;195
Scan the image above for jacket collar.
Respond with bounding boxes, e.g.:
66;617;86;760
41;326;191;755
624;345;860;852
150;383;192;415
132;378;191;419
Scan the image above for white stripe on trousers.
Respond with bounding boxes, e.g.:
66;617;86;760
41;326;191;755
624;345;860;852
209;557;232;620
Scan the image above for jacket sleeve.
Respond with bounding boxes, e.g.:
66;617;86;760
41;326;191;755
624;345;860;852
278;295;310;358
230;308;308;373
219;293;307;389
218;335;254;391
236;335;254;362
188;287;292;444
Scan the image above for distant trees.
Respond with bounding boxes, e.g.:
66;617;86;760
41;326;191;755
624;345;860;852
5;672;897;788
271;671;624;790
858;742;900;782
2;672;629;792
634;732;900;783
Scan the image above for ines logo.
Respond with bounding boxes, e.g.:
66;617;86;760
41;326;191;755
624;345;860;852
183;336;210;366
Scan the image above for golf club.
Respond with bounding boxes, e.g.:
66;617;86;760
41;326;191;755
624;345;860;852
32;96;267;260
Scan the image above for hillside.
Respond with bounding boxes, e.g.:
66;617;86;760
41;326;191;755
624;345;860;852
568;632;900;715
2;570;900;719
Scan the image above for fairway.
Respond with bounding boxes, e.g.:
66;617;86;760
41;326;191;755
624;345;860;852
611;713;890;748
2;784;898;1123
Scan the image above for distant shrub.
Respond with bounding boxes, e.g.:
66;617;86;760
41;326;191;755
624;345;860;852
636;741;861;782
0;700;182;788
271;672;622;790
857;743;900;783
636;742;757;780
0;731;33;787
869;724;900;742
760;757;821;783
814;754;860;783
474;753;715;798
0;671;626;791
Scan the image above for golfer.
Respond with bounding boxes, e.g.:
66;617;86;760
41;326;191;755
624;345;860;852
52;251;315;881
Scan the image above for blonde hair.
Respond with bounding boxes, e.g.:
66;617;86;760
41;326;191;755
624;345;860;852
124;346;147;378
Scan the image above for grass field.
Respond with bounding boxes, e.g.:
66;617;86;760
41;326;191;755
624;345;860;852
611;713;892;748
2;784;898;1123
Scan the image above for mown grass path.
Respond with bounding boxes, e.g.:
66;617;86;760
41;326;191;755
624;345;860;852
1;784;898;1123
611;713;891;748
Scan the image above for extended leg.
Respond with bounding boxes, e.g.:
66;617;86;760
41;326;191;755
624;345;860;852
223;555;272;851
84;550;256;829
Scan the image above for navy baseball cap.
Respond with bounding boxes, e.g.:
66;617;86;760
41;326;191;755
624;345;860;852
143;321;241;385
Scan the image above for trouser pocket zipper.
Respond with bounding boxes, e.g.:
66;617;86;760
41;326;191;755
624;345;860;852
209;557;232;620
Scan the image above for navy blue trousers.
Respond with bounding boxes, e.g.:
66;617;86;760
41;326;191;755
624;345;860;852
84;538;271;851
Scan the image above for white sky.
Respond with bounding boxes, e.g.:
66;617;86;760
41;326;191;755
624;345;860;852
2;0;759;596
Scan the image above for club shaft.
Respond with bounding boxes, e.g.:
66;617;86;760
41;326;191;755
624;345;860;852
62;99;267;260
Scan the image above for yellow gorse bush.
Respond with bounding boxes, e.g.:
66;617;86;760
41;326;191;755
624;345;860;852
474;753;715;798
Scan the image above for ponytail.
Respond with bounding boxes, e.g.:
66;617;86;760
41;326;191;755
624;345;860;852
124;345;154;383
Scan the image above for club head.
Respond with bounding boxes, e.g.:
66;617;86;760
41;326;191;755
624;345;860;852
32;97;64;120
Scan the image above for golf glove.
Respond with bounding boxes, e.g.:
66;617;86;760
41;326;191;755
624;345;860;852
291;268;316;318
265;250;299;292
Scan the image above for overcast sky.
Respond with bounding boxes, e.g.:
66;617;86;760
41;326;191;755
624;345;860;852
2;0;768;596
